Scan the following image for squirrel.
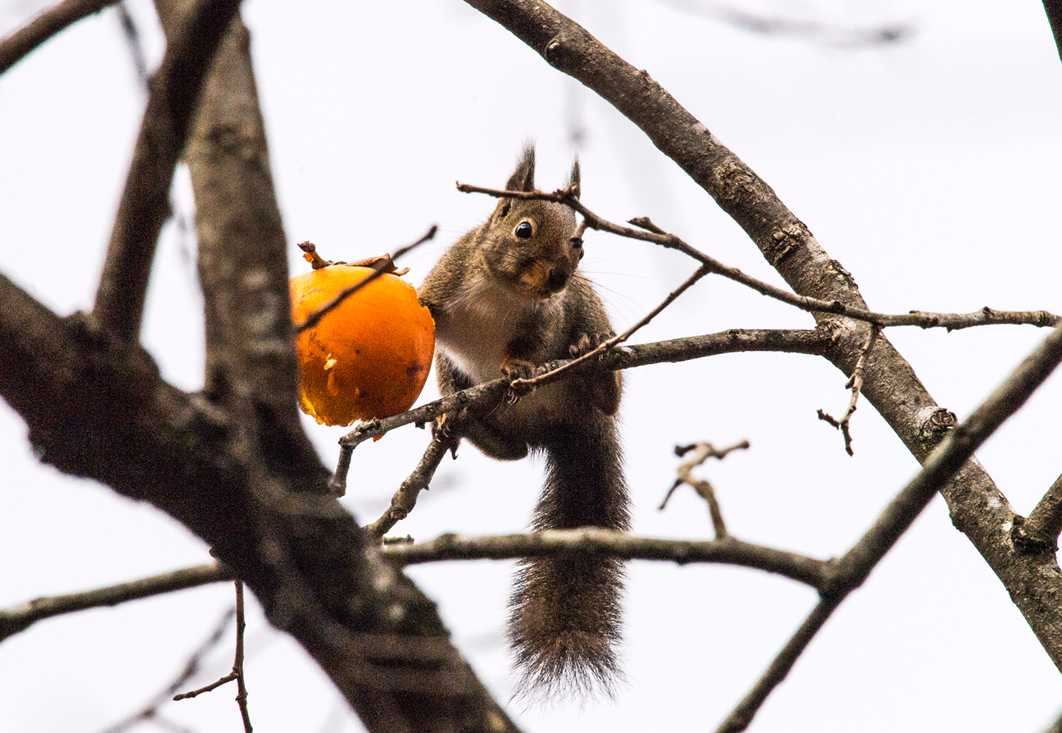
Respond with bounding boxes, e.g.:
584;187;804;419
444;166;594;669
418;146;630;696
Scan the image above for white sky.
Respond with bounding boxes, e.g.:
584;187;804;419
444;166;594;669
1;1;1060;731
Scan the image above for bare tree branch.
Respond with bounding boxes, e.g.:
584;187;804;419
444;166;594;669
174;581;252;733
511;263;710;393
359;434;458;530
92;0;241;342
657;0;912;47
463;0;1062;694
458;183;1060;332
0;270;520;733
659;440;750;538
140;3;520;728
716;324;1062;733
1014;473;1062;554
0;526;830;638
0;0;118;75
385;529;829;589
0;562;229;642
816;325;878;455
331;328;829;488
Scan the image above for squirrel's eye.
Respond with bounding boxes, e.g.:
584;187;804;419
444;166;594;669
514;221;534;239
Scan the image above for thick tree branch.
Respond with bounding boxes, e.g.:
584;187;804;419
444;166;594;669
92;0;240;342
0;271;519;733
464;0;1062;699
0;0;118;75
142;3;519;728
717;323;1062;733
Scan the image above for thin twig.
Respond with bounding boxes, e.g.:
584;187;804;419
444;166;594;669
457;183;1060;332
715;324;1062;733
294;225;437;334
173;581;252;731
172;671;236;700
510;264;710;393
817;326;878;455
100;606;236;733
0;563;230;642
0;0;118;75
93;0;242;342
1014;472;1062;554
357;434;457;531
657;0;912;47
659;440;750;538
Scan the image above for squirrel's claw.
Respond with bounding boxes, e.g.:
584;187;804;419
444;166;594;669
569;331;616;358
501;357;539;404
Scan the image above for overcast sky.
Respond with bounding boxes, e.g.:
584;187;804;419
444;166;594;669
2;1;1061;731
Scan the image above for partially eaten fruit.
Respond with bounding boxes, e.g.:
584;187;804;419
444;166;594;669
290;253;435;427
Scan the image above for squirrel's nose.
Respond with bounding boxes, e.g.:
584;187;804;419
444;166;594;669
546;264;571;292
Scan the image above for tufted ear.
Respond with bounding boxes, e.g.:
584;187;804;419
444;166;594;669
505;144;536;192
569;158;581;198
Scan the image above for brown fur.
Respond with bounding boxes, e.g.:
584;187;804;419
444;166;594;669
419;146;629;696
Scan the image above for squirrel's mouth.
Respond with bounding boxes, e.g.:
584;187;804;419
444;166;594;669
516;261;570;299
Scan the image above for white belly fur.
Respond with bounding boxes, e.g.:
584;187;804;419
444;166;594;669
437;276;568;431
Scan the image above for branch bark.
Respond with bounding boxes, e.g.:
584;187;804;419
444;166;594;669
93;0;241;342
0;562;229;641
458;183;1059;332
0;529;829;641
0;0;118;75
717;323;1062;733
464;0;1062;691
0;272;519;733
332;328;829;487
1015;473;1062;553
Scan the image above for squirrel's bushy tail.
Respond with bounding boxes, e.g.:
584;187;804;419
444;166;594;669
508;418;630;696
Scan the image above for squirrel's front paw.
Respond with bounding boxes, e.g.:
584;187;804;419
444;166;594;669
569;331;616;358
501;357;541;404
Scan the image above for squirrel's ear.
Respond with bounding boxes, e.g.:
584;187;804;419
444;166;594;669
569;159;581;198
505;144;536;192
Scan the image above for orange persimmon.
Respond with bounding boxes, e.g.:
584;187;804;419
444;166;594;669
290;264;435;426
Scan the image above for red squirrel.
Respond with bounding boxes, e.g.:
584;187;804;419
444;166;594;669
418;146;629;695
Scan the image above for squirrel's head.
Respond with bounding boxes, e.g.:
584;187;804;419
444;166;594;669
481;145;584;300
